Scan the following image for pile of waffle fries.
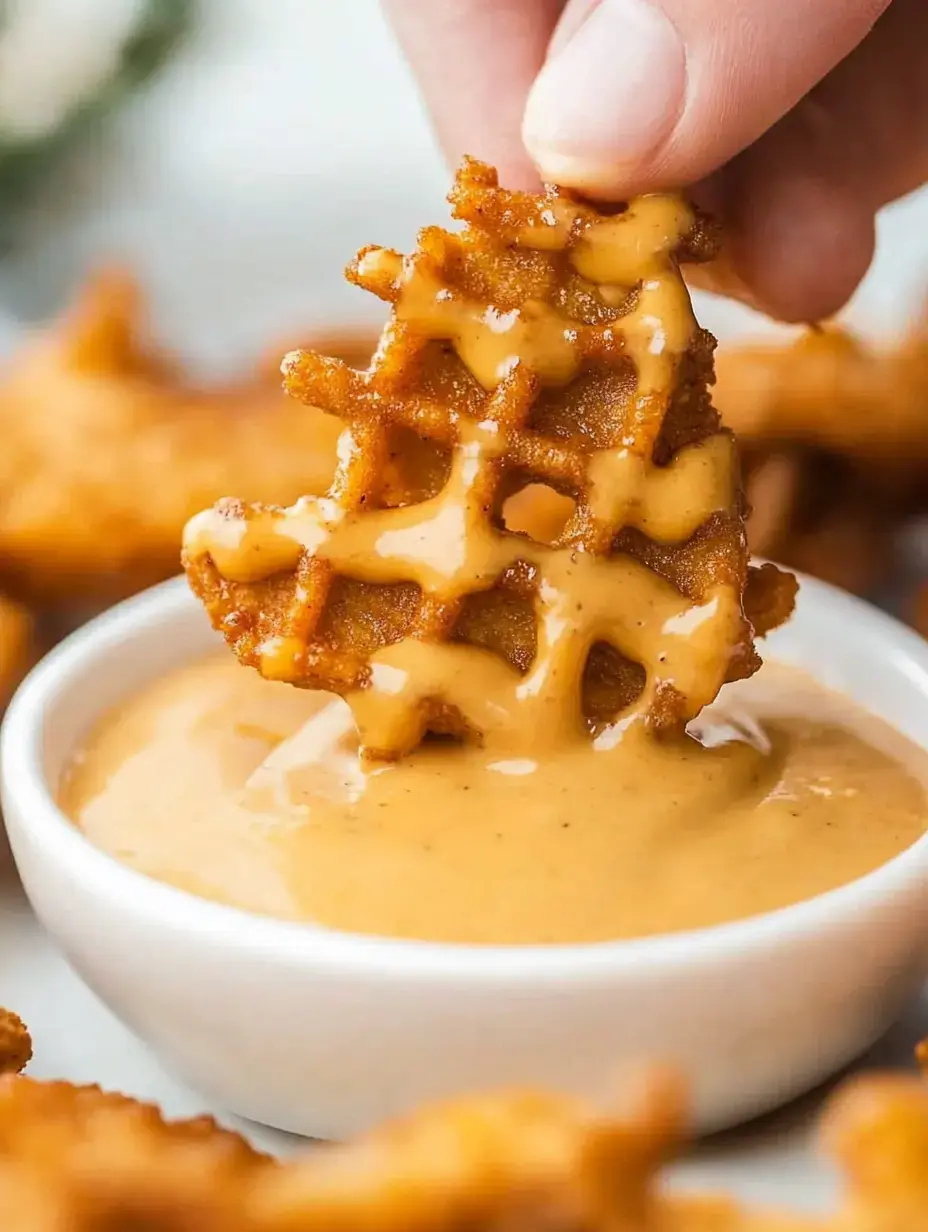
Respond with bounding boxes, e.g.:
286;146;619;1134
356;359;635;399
1;1004;927;1230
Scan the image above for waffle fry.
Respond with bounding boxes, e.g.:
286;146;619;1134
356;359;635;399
246;1068;715;1232
185;159;795;758
2;1056;928;1229
713;317;928;604
820;1073;928;1230
4;1006;928;1229
0;271;363;604
0;1074;272;1229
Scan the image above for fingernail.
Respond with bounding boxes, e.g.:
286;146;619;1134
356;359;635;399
523;0;685;193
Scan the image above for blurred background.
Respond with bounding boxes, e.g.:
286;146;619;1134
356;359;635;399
3;0;926;355
0;0;926;700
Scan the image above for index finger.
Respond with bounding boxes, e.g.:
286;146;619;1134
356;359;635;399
383;0;564;189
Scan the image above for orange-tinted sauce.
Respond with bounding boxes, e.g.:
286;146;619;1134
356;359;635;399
61;657;927;944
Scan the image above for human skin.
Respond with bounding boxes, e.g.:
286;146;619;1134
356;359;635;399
384;0;928;322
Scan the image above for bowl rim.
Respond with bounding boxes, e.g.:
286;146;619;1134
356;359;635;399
5;573;928;982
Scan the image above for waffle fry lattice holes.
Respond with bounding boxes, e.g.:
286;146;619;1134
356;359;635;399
184;159;795;758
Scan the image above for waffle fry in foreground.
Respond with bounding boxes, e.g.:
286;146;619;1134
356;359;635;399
5;1050;928;1228
185;158;795;757
0;271;359;604
0;1074;272;1228
251;1072;928;1231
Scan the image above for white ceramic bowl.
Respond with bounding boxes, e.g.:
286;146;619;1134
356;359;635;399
4;575;928;1138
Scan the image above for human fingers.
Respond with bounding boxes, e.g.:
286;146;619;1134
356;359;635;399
522;0;891;196
383;0;563;189
693;0;928;320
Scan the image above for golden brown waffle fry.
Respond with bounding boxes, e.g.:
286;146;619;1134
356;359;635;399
185;158;794;758
1;1049;928;1229
246;1068;707;1232
0;1074;271;1229
820;1073;928;1229
0;1012;31;1076
0;271;367;604
0;596;34;708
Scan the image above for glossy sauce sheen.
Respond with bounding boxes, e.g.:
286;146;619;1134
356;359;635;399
61;656;927;945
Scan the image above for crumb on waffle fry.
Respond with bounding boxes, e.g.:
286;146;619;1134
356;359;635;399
184;158;794;758
0;271;368;604
0;1012;31;1076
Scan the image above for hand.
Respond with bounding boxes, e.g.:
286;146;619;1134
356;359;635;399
384;0;928;321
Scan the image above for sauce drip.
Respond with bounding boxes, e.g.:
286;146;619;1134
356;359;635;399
184;195;741;753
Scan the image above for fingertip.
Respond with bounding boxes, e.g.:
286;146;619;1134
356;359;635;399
522;0;686;197
724;172;876;323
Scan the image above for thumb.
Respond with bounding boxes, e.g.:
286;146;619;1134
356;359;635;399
522;0;891;196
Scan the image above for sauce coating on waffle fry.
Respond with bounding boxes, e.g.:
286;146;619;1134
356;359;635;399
184;159;795;757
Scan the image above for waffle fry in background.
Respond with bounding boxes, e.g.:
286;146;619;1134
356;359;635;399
0;271;382;657
713;317;928;622
0;270;376;606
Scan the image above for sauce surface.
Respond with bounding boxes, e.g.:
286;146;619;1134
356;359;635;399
61;656;927;945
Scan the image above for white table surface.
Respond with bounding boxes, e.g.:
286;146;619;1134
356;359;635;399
1;1;928;1215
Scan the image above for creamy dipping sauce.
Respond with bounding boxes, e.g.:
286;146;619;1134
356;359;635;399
61;656;927;945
